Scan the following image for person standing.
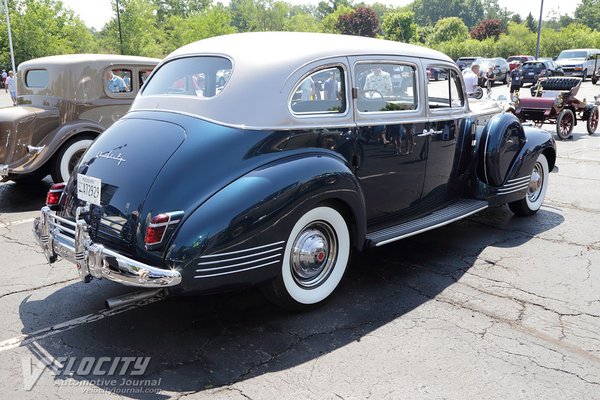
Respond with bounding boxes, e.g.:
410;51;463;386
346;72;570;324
1;70;7;90
485;66;495;98
509;63;523;95
463;64;480;96
6;70;17;106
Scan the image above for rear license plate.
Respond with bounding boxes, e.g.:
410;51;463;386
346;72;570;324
77;174;101;206
528;72;534;75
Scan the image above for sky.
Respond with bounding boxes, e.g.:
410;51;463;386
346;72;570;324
62;0;582;31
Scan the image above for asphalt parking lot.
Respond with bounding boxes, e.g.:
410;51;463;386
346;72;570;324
0;82;599;399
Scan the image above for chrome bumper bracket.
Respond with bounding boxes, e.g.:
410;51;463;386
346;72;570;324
33;207;182;288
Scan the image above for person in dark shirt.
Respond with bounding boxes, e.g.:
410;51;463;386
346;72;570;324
509;63;523;95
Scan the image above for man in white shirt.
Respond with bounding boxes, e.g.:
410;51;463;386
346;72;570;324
463;64;480;96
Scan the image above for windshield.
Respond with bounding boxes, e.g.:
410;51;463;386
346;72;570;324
142;56;232;98
557;51;587;59
474;58;495;69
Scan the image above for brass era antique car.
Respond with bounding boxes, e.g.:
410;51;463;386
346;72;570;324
510;76;599;139
0;54;159;183
34;33;556;310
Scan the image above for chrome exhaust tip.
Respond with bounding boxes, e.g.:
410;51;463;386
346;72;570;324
105;288;168;310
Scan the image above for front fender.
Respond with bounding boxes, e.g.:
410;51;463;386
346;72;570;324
164;153;366;293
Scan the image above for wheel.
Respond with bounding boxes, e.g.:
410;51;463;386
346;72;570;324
592;75;599;85
555;109;575;140
587;106;599;135
51;135;94;183
262;206;350;310
508;153;549;216
473;86;483;99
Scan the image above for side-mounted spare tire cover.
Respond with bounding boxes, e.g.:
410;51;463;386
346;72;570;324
477;113;526;187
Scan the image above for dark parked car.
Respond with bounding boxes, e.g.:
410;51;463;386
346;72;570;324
456;57;479;71
0;54;159;183
521;60;564;86
34;32;556;310
474;57;510;84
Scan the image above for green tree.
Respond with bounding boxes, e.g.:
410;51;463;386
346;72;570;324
163;5;236;53
0;0;97;67
382;11;416;43
412;0;484;28
99;0;163;57
316;0;353;19
283;13;322;32
153;0;211;24
574;0;600;31
429;16;468;44
321;4;353;33
524;12;537;33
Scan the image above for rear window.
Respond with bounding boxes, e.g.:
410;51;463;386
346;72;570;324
523;63;543;69
25;69;48;88
142;56;232;98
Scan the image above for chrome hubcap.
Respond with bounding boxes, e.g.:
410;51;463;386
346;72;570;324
291;222;337;289
528;162;544;202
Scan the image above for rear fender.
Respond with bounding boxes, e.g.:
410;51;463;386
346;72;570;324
164;154;366;293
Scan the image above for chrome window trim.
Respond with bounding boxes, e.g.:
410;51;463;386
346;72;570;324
352;59;421;115
288;63;350;118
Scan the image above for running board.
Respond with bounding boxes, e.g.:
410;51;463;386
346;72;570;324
366;199;488;247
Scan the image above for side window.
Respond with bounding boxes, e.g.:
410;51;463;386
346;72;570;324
290;67;345;114
104;68;132;94
427;67;464;109
25;69;48;88
139;69;153;87
355;63;417;112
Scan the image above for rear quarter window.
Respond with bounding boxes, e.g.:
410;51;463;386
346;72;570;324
25;69;48;88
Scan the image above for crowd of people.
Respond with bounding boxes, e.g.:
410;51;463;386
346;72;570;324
463;62;525;98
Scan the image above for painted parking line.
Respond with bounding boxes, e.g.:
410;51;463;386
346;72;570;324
0;293;165;353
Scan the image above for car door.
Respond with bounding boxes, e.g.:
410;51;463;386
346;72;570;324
349;57;428;228
421;62;468;211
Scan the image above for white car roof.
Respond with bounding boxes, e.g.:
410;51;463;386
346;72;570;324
132;32;455;129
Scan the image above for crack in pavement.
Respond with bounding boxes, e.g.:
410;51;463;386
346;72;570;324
0;278;79;300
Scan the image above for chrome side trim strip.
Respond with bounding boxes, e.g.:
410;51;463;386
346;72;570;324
199;241;285;258
194;260;280;279
197;246;283;266
196;254;281;272
507;175;531;184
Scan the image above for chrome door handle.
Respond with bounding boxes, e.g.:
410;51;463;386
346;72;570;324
418;129;435;137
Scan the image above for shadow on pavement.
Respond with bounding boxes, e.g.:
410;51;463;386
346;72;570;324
17;206;564;399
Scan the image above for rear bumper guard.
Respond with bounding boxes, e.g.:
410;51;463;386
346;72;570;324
33;206;181;288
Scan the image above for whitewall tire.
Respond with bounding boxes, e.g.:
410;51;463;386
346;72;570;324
509;153;549;216
264;206;350;310
52;136;94;183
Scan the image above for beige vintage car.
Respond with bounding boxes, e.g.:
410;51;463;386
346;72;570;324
0;54;159;183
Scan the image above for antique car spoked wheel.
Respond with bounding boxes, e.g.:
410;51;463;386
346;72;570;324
263;206;350;310
52;135;94;183
587;106;599;135
508;153;549;216
556;108;575;140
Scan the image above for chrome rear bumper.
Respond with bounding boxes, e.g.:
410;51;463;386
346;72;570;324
33;206;181;288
